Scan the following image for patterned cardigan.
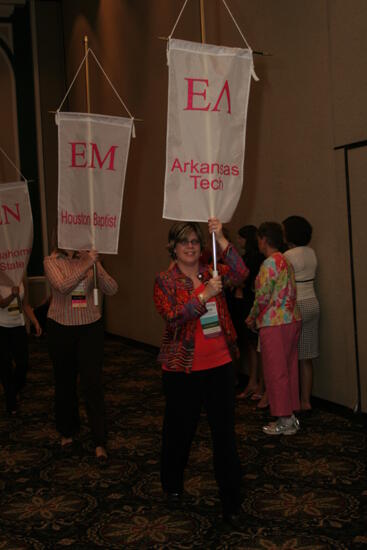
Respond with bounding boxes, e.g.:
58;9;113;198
153;244;248;372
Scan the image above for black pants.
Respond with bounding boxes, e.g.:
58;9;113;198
47;318;106;446
161;363;242;514
0;325;28;412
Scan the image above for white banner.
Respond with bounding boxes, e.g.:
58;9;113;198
56;112;133;254
0;181;33;286
163;38;255;223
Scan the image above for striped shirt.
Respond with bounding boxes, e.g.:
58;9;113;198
44;252;118;326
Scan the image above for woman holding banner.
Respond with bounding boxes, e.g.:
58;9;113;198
44;247;117;460
154;217;248;526
0;279;42;415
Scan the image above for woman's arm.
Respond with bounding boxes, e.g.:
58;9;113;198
208;218;249;287
22;303;42;336
154;274;206;326
246;260;275;326
219;244;249;287
22;279;42;336
96;262;118;296
44;253;95;295
0;286;19;309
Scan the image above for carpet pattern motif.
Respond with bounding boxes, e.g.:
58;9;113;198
0;335;366;549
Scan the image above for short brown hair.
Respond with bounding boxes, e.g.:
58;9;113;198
167;221;205;259
258;222;284;250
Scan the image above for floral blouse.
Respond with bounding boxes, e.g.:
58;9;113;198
247;252;301;328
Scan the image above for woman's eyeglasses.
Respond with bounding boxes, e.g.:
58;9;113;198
178;238;200;246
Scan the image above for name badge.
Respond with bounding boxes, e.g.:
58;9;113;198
8;298;20;316
200;301;222;338
71;282;87;308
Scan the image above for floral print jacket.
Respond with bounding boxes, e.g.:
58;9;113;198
247;252;301;328
154;244;248;372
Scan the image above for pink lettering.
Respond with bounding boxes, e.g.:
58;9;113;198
90;143;119;171
171;158;183;172
0;203;21;225
190;175;223;190
190;175;201;189
69;142;119;171
184;78;232;114
69;142;87;168
212;80;231;114
184;78;210;111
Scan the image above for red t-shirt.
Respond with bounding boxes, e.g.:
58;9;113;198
162;284;231;372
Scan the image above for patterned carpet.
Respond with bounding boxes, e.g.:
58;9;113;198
0;334;366;549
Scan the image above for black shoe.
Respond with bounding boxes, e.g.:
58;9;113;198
166;492;182;501
223;509;244;529
96;453;108;463
6;398;17;416
95;446;108;462
164;491;183;508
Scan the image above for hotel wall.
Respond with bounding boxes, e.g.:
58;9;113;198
34;0;367;411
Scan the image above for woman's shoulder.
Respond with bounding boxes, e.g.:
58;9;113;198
266;252;282;266
266;252;292;274
304;246;317;259
284;246;313;264
44;251;68;269
284;246;304;259
286;245;316;256
295;246;317;265
44;251;61;262
155;266;178;284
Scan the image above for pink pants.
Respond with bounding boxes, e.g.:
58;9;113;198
260;322;301;417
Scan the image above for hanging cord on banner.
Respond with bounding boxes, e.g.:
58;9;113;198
56;47;89;114
55;48;137;137
162;0;270;58
0;146;28;182
88;49;137;137
221;0;260;80
168;0;190;39
221;0;271;56
221;0;252;50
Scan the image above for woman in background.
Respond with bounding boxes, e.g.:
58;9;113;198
283;216;320;411
246;222;301;435
232;225;265;402
44;247;118;460
0;278;41;415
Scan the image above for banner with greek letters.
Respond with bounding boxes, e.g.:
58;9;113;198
56;112;133;254
0;181;33;286
163;38;255;222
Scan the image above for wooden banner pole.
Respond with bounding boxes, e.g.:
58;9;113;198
199;0;206;44
83;35;99;305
